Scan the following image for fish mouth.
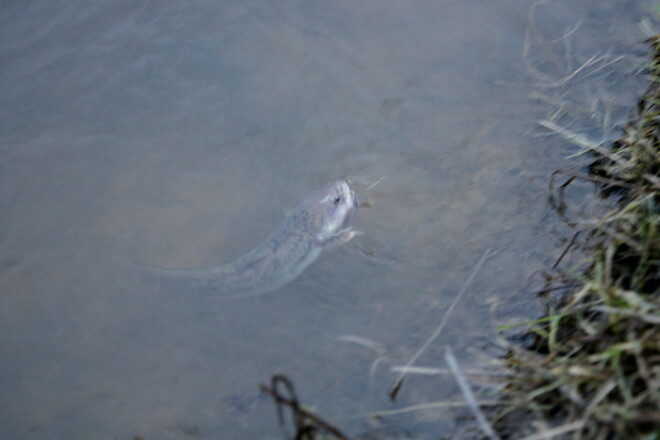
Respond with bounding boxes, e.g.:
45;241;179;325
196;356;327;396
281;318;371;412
343;179;357;209
341;180;358;226
344;178;359;208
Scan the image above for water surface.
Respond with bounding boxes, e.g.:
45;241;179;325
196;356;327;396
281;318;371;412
0;1;648;438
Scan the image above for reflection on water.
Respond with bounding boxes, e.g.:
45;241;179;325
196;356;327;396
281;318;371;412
0;1;646;438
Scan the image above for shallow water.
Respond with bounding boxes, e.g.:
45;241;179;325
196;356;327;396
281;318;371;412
0;1;648;439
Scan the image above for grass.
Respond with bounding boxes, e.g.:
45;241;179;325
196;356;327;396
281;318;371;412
489;35;660;440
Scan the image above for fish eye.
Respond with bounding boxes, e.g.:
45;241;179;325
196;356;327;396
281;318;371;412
332;194;342;205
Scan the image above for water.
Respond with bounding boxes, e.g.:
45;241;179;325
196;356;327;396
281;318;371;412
0;1;648;438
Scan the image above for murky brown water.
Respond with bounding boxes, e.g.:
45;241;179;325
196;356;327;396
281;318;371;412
0;1;649;439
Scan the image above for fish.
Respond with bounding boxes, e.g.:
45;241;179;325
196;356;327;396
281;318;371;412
137;180;358;297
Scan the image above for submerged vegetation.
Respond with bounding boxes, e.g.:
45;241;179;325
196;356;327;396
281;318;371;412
489;35;660;440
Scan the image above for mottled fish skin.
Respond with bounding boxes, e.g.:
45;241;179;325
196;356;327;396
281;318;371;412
139;180;357;297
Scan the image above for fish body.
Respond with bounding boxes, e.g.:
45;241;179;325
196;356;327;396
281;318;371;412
140;180;357;297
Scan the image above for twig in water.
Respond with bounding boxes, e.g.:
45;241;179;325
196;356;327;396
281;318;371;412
552;231;580;269
538;119;603;152
335;335;386;355
445;348;501;440
547;54;625;89
539;120;660;188
390;365;498;377
260;374;350;440
548;169;578;226
365;175;386;192
388;249;494;400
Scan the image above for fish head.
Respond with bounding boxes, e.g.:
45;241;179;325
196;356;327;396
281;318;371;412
309;179;357;243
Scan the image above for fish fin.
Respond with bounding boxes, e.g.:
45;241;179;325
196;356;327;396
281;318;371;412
340;229;363;242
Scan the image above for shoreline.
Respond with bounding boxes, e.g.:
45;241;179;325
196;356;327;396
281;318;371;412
489;35;660;440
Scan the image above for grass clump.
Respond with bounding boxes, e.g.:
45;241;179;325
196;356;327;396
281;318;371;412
492;36;660;440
